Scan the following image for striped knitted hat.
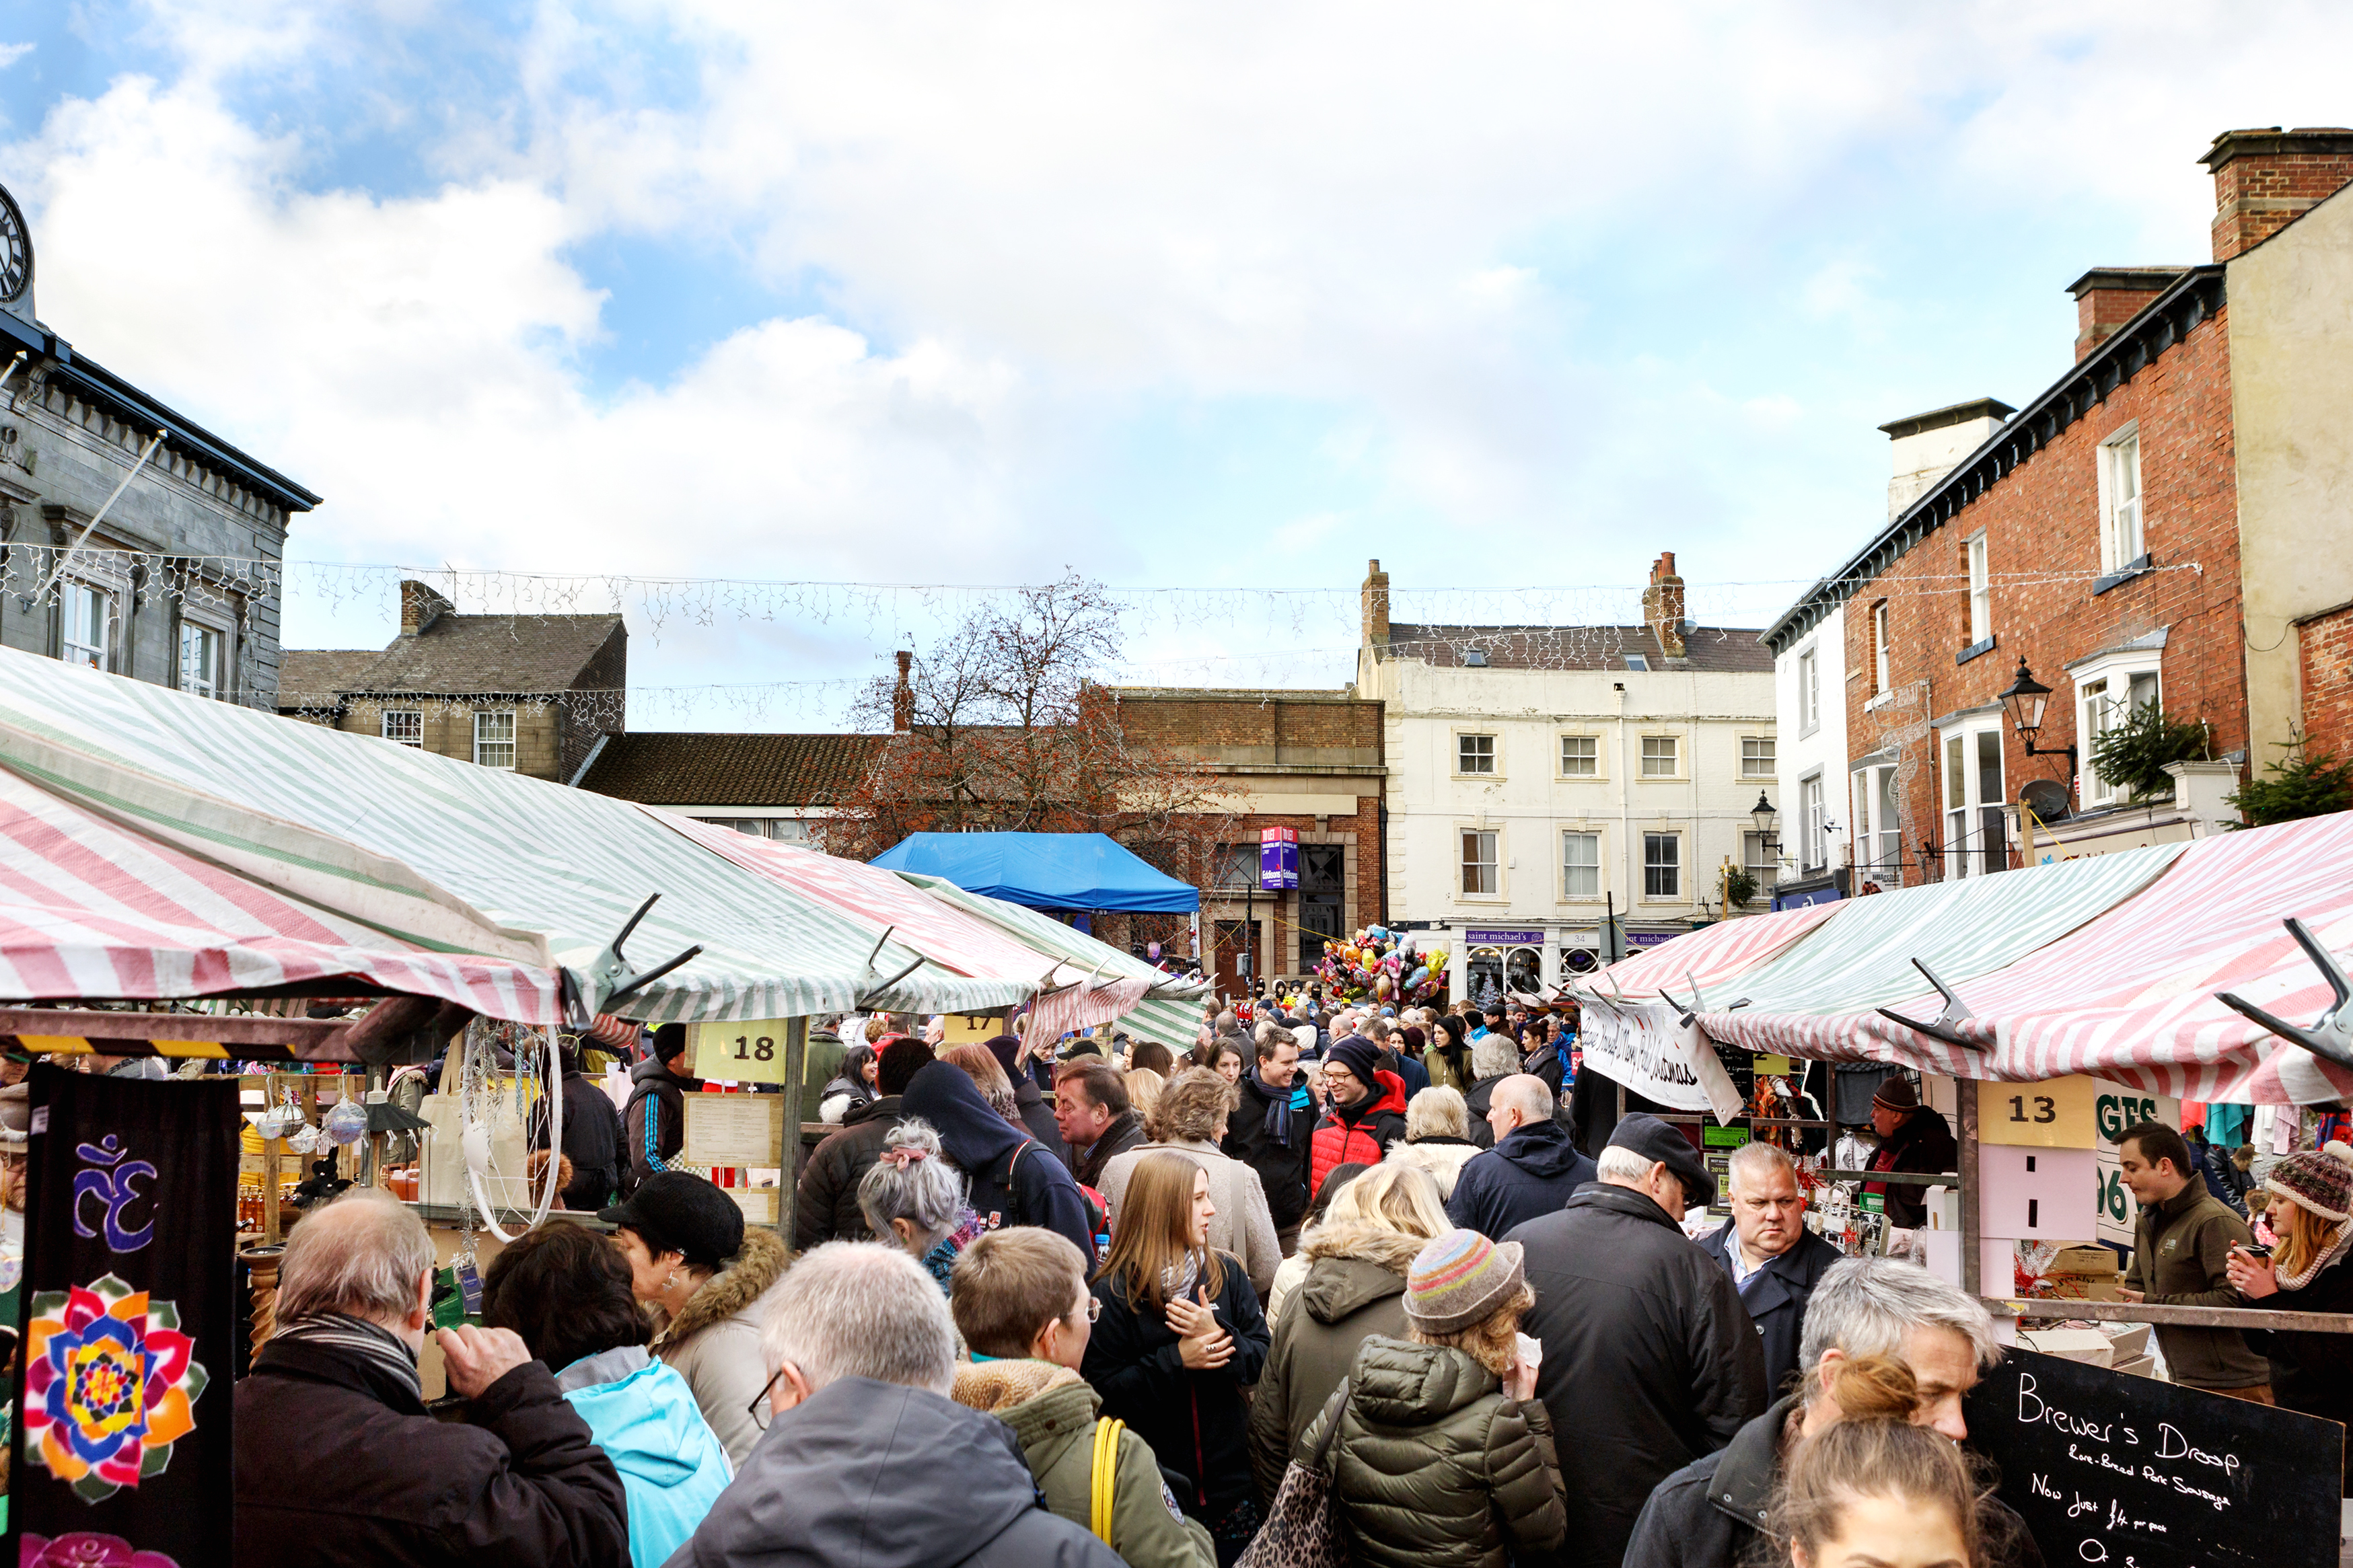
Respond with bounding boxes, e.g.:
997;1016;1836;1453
1404;1229;1525;1335
2268;1148;2353;1224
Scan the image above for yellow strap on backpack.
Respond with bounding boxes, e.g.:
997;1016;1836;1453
1089;1416;1125;1544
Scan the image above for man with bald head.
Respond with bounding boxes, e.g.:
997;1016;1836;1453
1443;1074;1597;1238
1702;1141;1844;1398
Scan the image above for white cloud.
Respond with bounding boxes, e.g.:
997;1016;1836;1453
0;43;34;71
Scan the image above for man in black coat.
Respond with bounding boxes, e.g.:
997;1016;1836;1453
236;1190;628;1566
1223;1025;1315;1248
1625;1257;2044;1568
795;1037;936;1248
1702;1141;1844;1401
1860;1073;1958;1228
1446;1074;1596;1239
620;1023;700;1195
1506;1113;1766;1568
532;1044;624;1212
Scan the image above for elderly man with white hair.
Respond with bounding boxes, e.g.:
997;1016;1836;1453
234;1189;628;1567
1625;1255;2046;1568
1700;1140;1845;1398
1443;1074;1597;1239
664;1241;1124;1568
1504;1113;1766;1568
1459;1029;1528;1148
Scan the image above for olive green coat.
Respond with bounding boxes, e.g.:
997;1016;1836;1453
1302;1337;1565;1568
1245;1220;1422;1505
952;1359;1216;1568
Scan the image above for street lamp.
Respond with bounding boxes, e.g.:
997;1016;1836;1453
1996;656;2077;771
1749;792;1780;853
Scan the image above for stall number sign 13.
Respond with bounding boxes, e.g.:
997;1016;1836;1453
689;1020;792;1084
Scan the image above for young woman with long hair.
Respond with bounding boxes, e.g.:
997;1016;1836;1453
1770;1355;1980;1568
1083;1150;1270;1565
2229;1146;2353;1487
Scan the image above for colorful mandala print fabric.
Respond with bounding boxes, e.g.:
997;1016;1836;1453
22;1274;207;1503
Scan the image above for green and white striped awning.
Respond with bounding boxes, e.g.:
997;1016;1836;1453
0;649;1034;1022
892;871;1212;1050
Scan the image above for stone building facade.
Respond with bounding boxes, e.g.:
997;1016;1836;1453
1107;687;1386;994
0;181;320;706
1764;126;2353;874
279;581;625;784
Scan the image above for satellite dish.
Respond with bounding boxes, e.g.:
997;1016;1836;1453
2019;779;2070;823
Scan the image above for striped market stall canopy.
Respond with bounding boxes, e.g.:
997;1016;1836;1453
1577;902;1846;1008
1737;814;2353;1103
888;870;1212;1049
0;648;1034;1023
0;757;557;1020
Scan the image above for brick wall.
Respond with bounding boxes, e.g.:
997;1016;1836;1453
2298;603;2353;759
2206;130;2353;260
1109;689;1383;757
1844;305;2245;873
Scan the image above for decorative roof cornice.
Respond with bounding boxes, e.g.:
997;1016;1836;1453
1763;264;2225;655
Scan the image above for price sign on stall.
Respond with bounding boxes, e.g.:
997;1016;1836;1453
1981;1075;2097;1148
690;1020;791;1084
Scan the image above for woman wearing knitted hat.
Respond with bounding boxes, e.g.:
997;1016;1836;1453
1300;1228;1564;1567
2229;1146;2353;1480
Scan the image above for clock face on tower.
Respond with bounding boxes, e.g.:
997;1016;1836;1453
0;184;30;304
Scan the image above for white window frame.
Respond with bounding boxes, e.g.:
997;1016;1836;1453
381;710;425;747
1459;827;1501;899
1797;646;1821;737
1638;733;1681;779
1456;732;1498;777
1561;829;1601;900
1966;533;1991;646
1798;772;1827;873
2070;652;2163;808
2098;422;2143;572
1939;718;2008;879
1872;601;1891;694
1742;831;1776;901
1851;763;1905;889
174;599;238;702
1558;733;1601;779
1642;831;1681;901
1740;734;1775;779
472;709;518;770
59;579;116;673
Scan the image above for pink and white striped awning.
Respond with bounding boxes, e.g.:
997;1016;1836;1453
1579;903;1846;1008
0;762;558;1022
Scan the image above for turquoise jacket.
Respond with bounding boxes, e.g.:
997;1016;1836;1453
556;1346;733;1568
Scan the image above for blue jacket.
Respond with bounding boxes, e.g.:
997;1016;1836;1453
1445;1119;1597;1240
558;1348;733;1568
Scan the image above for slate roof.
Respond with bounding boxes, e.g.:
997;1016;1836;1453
577;732;888;807
1382;623;1774;673
277;613;624;710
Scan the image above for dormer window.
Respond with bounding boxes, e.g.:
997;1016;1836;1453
1624;653;1650;672
1462;646;1490;667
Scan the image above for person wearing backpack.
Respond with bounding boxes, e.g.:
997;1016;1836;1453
950;1228;1216;1568
902;1059;1096;1261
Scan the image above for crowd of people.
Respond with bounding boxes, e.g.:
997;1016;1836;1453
231;998;2353;1568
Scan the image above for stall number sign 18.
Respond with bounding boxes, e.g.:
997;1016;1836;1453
688;1020;793;1084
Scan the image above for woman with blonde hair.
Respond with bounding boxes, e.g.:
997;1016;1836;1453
1768;1355;1980;1568
1097;1068;1282;1301
2230;1146;2353;1483
1386;1086;1482;1201
1124;1067;1167;1132
1301;1228;1564;1567
1247;1162;1450;1504
939;1043;1023;1128
1084;1150;1270;1563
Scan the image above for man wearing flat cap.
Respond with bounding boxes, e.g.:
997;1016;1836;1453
1504;1113;1766;1568
1860;1074;1957;1231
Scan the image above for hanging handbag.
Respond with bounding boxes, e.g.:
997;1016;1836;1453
1235;1380;1352;1568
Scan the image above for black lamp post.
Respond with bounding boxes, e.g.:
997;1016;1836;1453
1996;656;2077;772
1749;792;1780;854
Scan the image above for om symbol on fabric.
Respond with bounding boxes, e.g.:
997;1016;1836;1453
73;1137;157;1255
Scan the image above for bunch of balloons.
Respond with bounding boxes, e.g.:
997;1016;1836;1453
1315;925;1449;1006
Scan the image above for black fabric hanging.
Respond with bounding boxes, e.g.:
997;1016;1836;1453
8;1065;239;1567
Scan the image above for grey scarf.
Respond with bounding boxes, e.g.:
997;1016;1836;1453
274;1311;422;1401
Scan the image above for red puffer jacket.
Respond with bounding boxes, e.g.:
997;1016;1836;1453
1309;1070;1408;1201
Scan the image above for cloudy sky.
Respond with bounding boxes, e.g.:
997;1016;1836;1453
3;1;2348;724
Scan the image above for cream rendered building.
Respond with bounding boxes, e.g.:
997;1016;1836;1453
1355;556;1777;1007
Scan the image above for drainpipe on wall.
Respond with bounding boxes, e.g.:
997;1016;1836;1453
1615;681;1632;930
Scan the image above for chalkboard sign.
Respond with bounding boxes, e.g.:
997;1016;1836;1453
1966;1349;2341;1567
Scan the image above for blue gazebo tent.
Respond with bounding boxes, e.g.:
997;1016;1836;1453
869;832;1200;913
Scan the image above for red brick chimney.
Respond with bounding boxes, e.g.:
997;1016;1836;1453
2200;126;2353;262
398;579;454;637
892;650;913;732
1640;552;1686;658
1361;558;1391;648
2065;268;2187;361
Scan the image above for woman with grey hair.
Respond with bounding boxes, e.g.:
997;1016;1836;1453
858;1118;972;1291
1386;1086;1481;1201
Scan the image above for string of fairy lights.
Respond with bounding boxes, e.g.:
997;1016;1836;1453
2;546;2206;726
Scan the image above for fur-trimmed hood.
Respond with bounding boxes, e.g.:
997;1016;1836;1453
655;1226;790;1348
1296;1218;1428;1273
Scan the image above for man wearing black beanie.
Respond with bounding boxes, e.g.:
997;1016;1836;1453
621;1022;701;1195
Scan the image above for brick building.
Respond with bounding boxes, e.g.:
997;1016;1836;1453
1764;126;2353;877
279;580;625;784
575;731;885;840
1107;687;1385;993
0;180;320;705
